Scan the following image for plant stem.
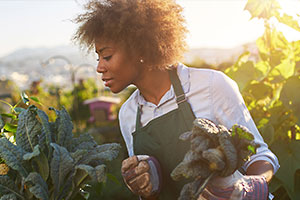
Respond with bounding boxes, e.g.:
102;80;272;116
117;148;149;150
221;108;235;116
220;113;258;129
195;171;217;198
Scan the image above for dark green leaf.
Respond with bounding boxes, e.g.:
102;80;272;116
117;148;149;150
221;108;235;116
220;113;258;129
70;133;97;152
50;143;74;199
36;109;53;158
260;123;275;145
23;145;40;161
0;193;18;200
56;170;76;200
71;149;88;164
245;82;273;100
0;138;27;177
74;164;106;184
80;143;120;165
226;61;259;91
95;164;106;183
14;107;25;114
269;176;283;193
0;116;5;130
25;172;49;200
73;166;88;189
280;76;300;125
75;165;96;182
0;175;21;198
52;108;73;149
106;173;120;185
270;140;300;198
15;106;41;152
34;151;49;181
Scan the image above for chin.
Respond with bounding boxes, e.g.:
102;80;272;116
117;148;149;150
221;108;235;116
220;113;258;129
109;87;125;94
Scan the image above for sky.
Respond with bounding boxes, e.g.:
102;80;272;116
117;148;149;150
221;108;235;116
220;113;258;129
0;0;299;57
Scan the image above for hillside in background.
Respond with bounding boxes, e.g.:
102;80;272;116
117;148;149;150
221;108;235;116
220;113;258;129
0;45;98;90
0;43;257;89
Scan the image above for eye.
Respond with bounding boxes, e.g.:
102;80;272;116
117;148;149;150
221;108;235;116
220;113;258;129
103;55;112;61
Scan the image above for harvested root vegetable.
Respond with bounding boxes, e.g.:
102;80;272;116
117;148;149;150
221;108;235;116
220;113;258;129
202;147;225;171
218;126;238;176
171;118;259;200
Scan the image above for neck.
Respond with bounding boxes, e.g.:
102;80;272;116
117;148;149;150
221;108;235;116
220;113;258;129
135;69;171;105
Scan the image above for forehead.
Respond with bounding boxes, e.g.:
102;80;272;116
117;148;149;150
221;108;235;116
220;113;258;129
95;40;115;53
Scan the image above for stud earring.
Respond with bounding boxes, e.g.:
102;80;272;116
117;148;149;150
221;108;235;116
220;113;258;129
140;59;144;63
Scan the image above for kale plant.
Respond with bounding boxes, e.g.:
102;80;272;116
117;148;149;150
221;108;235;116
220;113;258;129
0;105;120;200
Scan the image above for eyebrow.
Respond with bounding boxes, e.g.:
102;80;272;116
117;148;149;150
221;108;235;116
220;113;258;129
95;47;111;54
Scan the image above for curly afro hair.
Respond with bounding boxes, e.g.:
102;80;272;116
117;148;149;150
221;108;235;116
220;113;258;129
73;0;188;70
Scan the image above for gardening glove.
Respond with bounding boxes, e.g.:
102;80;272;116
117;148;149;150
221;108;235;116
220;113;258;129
172;118;262;200
199;170;269;200
121;155;162;199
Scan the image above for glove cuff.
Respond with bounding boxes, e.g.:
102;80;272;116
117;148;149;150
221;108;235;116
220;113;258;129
147;156;163;195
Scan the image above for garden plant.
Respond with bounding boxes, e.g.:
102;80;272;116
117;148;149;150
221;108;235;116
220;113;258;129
223;0;300;199
0;96;121;200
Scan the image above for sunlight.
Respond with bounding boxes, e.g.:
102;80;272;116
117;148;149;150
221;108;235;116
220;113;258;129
178;0;300;49
178;0;264;49
276;0;300;42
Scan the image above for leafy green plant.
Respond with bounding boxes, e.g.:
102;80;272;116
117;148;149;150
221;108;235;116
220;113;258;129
0;92;43;142
223;0;300;199
0;105;120;200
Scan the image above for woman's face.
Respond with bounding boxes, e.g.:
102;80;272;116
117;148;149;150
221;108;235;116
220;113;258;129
95;41;141;93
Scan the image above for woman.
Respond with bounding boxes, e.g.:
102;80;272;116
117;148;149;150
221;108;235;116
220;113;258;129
73;0;279;199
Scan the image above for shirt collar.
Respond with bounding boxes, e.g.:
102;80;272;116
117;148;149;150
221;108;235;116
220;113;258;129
135;63;190;107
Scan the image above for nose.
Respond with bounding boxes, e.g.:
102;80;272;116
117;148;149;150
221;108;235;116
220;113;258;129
96;60;107;74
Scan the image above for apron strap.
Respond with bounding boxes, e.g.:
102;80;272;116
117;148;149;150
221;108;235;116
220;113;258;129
168;69;187;105
135;67;195;130
136;105;142;130
168;68;196;127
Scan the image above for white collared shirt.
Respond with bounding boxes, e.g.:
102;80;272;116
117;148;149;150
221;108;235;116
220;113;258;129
119;63;280;173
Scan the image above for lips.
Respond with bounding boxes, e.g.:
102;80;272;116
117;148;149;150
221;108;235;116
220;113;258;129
102;78;113;87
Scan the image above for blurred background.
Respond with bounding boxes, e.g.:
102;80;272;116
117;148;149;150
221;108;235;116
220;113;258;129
0;0;300;199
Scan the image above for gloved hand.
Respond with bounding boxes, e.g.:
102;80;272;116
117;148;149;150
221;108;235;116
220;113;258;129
199;170;269;200
121;155;162;199
171;118;261;200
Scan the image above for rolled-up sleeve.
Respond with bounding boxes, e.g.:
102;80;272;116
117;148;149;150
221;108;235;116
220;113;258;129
211;71;280;173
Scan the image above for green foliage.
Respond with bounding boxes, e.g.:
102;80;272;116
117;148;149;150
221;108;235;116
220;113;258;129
222;0;300;198
280;76;300;125
0;105;121;200
271;140;300;199
0;100;21;137
244;0;281;20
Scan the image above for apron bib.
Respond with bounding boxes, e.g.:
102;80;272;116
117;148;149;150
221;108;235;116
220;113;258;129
132;69;195;199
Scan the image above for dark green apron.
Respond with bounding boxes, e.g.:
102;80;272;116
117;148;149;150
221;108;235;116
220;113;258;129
132;69;196;199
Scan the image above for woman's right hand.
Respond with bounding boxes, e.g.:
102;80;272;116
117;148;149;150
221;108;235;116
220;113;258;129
121;155;162;199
